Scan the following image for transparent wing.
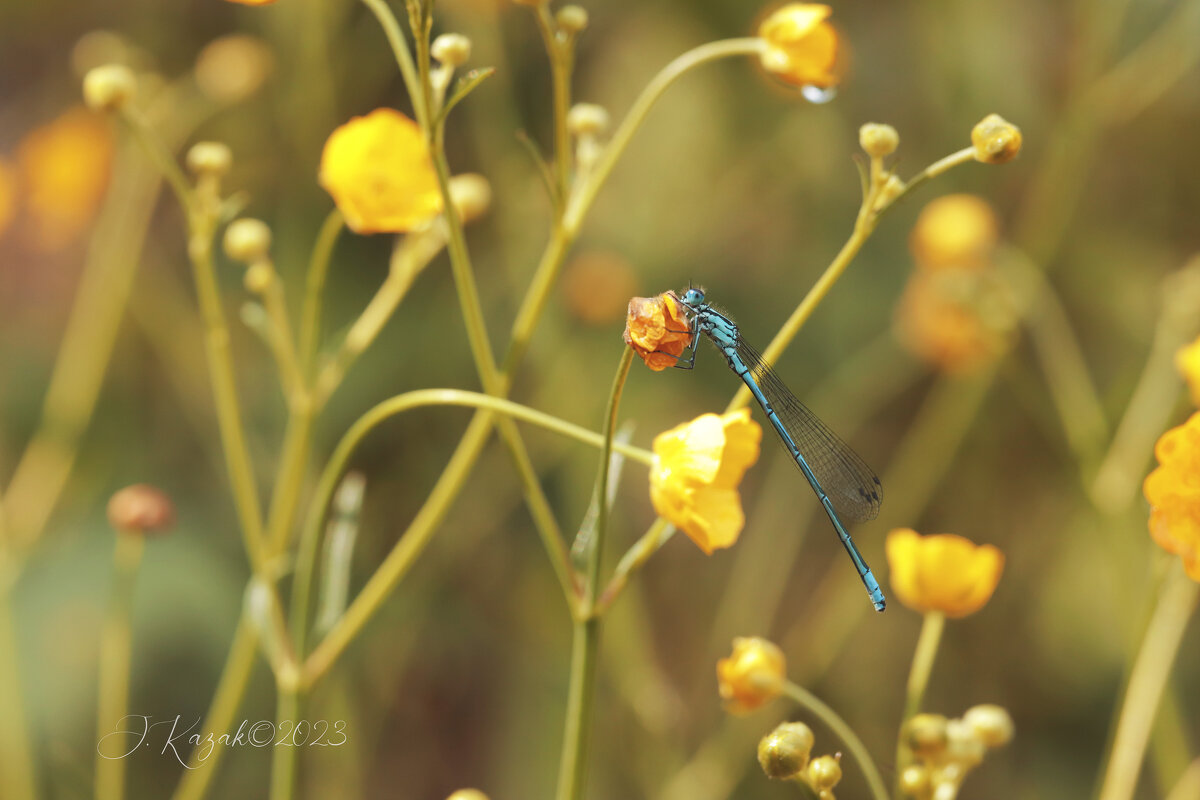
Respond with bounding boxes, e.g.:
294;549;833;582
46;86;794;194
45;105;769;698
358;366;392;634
736;336;882;522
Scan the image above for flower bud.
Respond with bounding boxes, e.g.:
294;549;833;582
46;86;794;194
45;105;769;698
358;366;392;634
873;174;905;211
567;103;610;138
186;141;233;178
431;34;472;68
961;704;1013;748
757;721;814;779
904;713;949;760
244;262;274;294
945;718;985;769
807;754;842;793
224;218;272;263
971;113;1022;164
899;765;931;796
556;5;589;34
860;122;899;158
448;173;492;223
107;484;175;535
717;637;786;714
83;64;136;112
445;791;489;800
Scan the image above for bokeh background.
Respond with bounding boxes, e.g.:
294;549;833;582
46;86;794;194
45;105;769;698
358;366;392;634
2;0;1199;798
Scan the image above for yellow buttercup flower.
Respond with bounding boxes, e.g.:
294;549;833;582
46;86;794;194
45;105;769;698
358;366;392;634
17;106;113;252
0;157;17;240
885;528;1004;617
624;292;693;372
318;108;442;234
717;636;785;714
1175;336;1200;407
893;269;1013;374
757;4;842;90
1144;412;1200;580
909;194;998;272
650;408;762;553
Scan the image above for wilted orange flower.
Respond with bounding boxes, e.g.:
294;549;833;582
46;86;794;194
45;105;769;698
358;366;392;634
650;408;762;554
624;292;693;371
886;528;1004;618
1144;412;1200;580
318;108;442;234
717;636;785;714
0;157;16;240
17;107;112;251
909;194;998;271
1175;337;1200;408
757;4;841;90
893;270;1011;374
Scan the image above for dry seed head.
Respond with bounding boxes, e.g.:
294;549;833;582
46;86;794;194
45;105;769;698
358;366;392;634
107;484;176;535
83;64;136;112
224;218;272;263
186;141;233;178
431;34;472;68
556;5;589;34
971;114;1022;164
860;122;899;158
567;103;610;137
757;721;814;779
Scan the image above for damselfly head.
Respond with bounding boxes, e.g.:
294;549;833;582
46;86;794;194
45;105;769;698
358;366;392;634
680;286;706;307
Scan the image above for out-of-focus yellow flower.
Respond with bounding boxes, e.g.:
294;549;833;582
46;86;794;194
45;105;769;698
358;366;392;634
717;636;785;714
318;109;442;234
0;157;17;240
893;270;1012;374
195;35;274;104
910;194;998;271
886;528;1004;617
1175;336;1200;407
757;4;841;90
17;106;113;252
971;113;1022;164
624;292;693;371
1144;412;1200;580
650;408;762;554
563;251;638;326
226;0;278;5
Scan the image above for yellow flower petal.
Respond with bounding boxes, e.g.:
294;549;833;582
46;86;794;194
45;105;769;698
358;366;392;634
758;3;842;90
624;292;693;372
1176;337;1200;408
649;409;762;554
1145;411;1200;580
909;194;998;271
717;637;786;715
885;528;1004;618
318;108;442;234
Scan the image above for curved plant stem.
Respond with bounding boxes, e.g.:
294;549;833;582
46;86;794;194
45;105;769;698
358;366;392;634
780;680;889;800
298;209;344;379
1098;563;1199;800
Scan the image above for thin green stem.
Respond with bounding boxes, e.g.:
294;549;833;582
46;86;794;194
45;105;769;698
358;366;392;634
261;272;304;403
269;691;300;800
360;0;426;127
534;4;572;203
1098;563;1199;800
298;209;344;380
0;585;38;800
95;533;145;800
895;611;945;796
780;680;889;800
555;349;634;800
296;389;651;686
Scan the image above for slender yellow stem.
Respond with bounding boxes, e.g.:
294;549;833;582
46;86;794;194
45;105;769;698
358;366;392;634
780;681;889;800
170;618;258;800
95;533;145;800
895;612;946;796
1165;758;1200;800
555;349;633;800
264;400;314;555
0;585;38;800
1098;563;1199;800
261;273;304;403
298;209;344;379
297;389;651;685
598;518;674;612
534;4;572;203
360;0;426;127
269;689;300;800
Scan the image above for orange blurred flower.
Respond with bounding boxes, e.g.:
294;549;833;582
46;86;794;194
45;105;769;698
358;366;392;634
893;270;1012;374
17;107;113;251
0;157;17;240
226;0;278;5
624;292;692;371
1144;412;1200;580
562;251;639;326
909;194;998;272
650;408;762;554
318;108;442;234
717;636;785;714
885;528;1004;618
1175;337;1200;408
757;4;842;90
